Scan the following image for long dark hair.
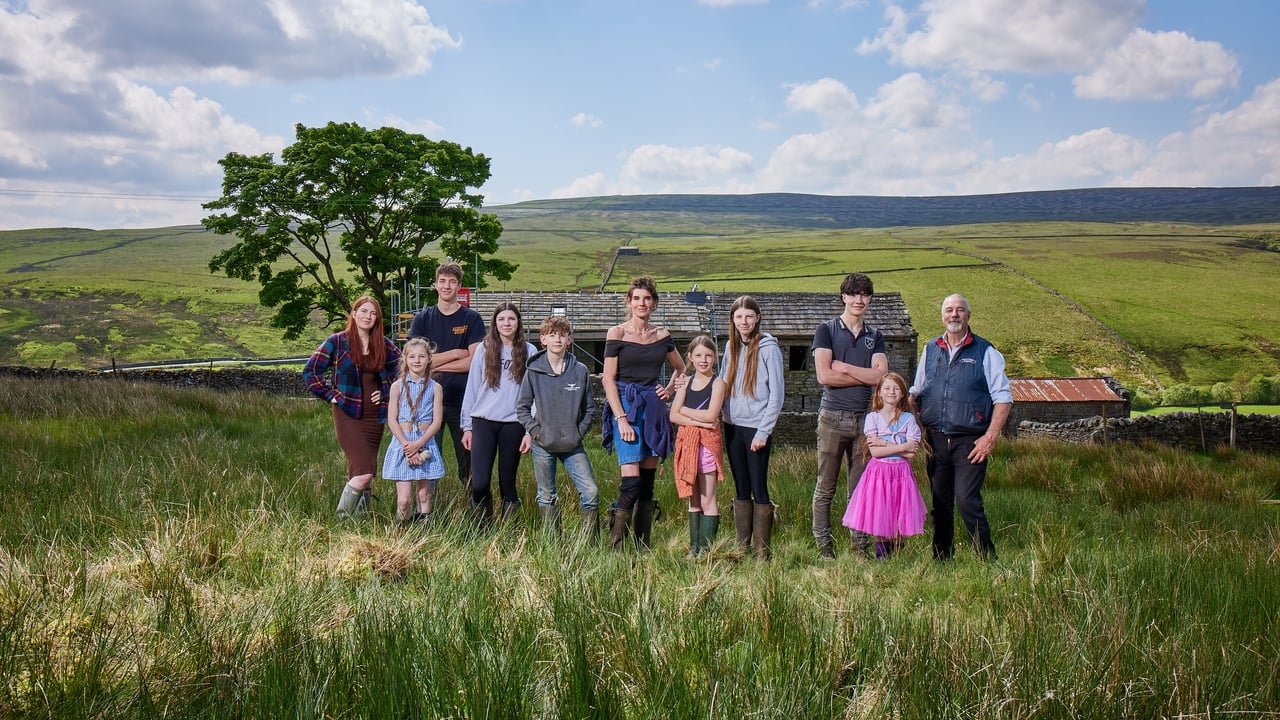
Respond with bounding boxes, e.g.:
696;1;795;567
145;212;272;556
724;295;762;399
343;295;386;370
483;302;529;389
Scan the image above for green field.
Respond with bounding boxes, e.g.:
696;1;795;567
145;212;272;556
3;209;1280;392
2;377;1278;718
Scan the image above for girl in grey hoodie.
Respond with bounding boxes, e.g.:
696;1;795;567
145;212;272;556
720;296;785;559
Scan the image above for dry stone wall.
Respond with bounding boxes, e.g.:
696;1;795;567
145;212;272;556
1018;412;1280;455
7;366;1276;455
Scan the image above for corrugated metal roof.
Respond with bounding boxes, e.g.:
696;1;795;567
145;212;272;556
1011;377;1123;403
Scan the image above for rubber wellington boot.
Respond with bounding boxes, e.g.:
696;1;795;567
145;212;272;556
732;499;753;553
539;505;562;538
751;502;776;561
699;514;720;556
608;504;633;551
632;500;660;551
336;485;362;519
686;511;704;558
500;500;522;527
580;508;599;545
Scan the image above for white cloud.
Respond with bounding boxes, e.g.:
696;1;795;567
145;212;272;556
958;128;1149;194
621;144;754;186
1074;30;1240;101
368;112;444;137
864;0;1143;74
784;77;861;124
704;58;724;71
963;72;1007;103
1129;79;1280;187
698;0;768;6
570;113;604;129
0;0;456;228
757;74;977;195
0;131;48;170
808;0;868;9
13;0;461;84
550;172;615;199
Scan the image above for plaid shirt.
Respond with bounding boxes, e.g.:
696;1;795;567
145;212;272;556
303;332;401;421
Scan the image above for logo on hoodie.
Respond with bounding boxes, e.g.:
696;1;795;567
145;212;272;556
564;383;581;392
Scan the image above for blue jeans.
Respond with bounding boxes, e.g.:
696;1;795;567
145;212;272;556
531;444;599;510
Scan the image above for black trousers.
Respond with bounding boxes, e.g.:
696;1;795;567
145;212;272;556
443;402;471;489
725;423;772;504
469;417;525;505
926;431;997;559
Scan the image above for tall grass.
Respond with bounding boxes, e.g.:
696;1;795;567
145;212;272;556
2;377;1278;718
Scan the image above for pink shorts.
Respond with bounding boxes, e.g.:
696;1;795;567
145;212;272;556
699;445;719;474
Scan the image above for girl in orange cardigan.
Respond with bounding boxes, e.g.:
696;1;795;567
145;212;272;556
670;336;727;557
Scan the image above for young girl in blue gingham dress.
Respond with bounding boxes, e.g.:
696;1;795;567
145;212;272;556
383;338;447;523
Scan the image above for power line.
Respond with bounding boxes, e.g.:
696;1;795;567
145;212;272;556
0;188;214;202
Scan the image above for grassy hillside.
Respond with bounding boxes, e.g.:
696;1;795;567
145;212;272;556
492;210;1280;389
2;189;1279;390
0;226;327;367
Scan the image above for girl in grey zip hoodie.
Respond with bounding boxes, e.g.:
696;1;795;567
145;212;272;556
720;296;786;558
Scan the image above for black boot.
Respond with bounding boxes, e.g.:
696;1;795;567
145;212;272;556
633;500;660;551
608;504;632;551
501;500;522;527
470;497;494;530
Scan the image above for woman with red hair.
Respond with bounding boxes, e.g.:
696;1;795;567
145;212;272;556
304;296;402;517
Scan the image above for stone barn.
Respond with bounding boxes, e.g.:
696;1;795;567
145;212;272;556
1008;377;1130;434
397;290;917;447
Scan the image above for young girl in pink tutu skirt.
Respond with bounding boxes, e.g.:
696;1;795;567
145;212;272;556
842;372;928;559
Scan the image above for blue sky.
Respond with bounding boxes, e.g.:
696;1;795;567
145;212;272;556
1;0;1278;229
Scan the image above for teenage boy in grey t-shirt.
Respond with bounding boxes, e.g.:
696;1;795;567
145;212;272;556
810;272;888;559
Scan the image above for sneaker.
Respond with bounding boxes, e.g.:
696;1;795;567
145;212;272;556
818;543;835;560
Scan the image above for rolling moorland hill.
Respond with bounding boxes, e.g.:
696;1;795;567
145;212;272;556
2;187;1279;391
492;186;1280;227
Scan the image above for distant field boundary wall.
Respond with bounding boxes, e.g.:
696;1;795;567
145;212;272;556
1017;413;1280;455
0;365;309;396
5;366;1278;455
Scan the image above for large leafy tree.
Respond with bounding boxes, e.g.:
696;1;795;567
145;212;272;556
203;121;513;339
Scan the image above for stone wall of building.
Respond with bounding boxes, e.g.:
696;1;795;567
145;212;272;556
1009;401;1130;430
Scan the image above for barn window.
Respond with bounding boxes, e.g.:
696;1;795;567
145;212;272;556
789;345;809;372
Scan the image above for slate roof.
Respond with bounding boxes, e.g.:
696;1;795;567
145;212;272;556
401;291;915;341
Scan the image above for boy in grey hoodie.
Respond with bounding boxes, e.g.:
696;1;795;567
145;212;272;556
516;316;599;540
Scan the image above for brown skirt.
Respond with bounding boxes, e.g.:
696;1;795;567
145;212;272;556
332;370;385;479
